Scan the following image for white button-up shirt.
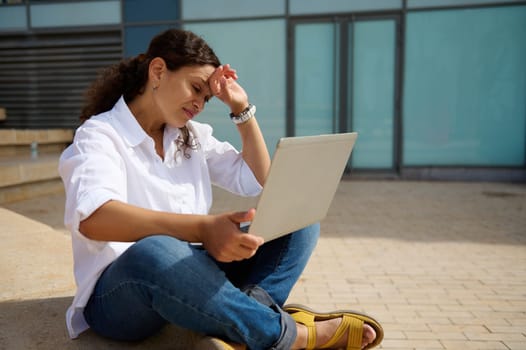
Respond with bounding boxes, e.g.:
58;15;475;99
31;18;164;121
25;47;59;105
59;96;262;339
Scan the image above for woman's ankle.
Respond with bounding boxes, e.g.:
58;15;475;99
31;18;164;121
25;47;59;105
291;323;308;349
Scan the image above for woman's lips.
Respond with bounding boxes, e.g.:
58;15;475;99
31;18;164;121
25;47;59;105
183;108;195;119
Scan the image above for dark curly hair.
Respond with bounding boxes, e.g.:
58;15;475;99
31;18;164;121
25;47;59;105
79;29;221;152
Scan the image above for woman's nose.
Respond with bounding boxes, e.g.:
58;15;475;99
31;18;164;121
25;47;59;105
193;101;201;113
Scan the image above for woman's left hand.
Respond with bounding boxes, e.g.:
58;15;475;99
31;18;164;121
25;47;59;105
209;64;249;115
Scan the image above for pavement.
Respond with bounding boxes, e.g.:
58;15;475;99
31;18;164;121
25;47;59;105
1;180;525;350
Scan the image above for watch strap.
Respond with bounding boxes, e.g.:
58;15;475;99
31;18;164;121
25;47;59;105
230;104;256;124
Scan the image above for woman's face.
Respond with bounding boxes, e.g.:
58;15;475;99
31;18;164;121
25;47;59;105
154;64;216;128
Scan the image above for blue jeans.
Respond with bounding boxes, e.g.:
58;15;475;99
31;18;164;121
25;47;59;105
83;224;320;350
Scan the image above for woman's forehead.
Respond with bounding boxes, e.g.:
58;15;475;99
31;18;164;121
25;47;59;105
181;65;216;81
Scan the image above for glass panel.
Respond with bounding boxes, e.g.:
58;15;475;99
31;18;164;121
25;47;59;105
0;5;26;30
294;23;336;136
124;25;174;57
124;0;178;23
351;20;395;169
407;0;526;8
404;6;526;166
183;0;284;20
290;0;402;15
185;20;286;155
30;1;120;27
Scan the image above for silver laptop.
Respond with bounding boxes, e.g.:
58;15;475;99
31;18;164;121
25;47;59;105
246;132;358;241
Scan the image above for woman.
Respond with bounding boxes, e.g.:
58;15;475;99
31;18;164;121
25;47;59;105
59;28;382;350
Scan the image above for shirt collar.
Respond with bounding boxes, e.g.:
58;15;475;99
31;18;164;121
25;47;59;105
112;96;149;147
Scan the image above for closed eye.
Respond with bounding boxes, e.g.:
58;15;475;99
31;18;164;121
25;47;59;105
194;84;212;103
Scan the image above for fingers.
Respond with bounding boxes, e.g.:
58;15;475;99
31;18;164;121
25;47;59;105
204;210;264;263
218;64;238;80
239;232;264;249
214;237;261;262
227;240;260;261
220;210;263;262
229;208;256;224
209;72;221;96
209;64;238;96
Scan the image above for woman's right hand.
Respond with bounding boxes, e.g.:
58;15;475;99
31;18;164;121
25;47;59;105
201;209;264;262
209;64;249;115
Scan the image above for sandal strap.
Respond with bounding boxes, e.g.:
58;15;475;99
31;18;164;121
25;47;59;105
290;311;317;350
320;315;364;350
347;316;364;350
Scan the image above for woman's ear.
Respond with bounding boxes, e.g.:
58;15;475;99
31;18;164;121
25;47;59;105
149;57;166;87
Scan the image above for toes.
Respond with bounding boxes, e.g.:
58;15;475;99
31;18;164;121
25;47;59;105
361;324;377;348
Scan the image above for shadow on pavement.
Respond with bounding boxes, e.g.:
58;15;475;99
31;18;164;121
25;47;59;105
0;296;212;349
3;181;526;246
322;180;526;245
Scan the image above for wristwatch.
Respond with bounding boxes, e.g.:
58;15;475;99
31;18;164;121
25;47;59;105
230;104;256;125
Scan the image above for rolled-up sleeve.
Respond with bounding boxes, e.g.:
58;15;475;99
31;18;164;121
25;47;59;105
58;126;127;240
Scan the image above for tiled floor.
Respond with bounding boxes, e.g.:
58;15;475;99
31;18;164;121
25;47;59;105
1;180;525;349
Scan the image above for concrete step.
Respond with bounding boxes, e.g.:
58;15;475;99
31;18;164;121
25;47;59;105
0;129;73;204
0;205;227;349
0;129;73;155
0;154;60;188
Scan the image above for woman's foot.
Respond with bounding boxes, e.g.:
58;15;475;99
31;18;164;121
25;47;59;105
293;317;377;349
315;317;376;348
286;304;383;349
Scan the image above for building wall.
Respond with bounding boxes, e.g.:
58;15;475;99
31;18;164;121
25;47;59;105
1;0;525;181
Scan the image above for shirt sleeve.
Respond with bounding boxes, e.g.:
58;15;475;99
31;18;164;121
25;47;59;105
58;122;127;241
192;122;262;197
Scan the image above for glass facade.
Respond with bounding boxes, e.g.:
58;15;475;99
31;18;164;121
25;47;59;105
407;0;526;8
30;1;120;28
124;24;172;57
123;0;179;57
0;5;26;30
0;0;524;179
294;23;337;136
182;0;284;19
124;0;178;22
185;20;287;154
351;20;396;169
293;17;398;170
404;6;526;166
289;0;402;14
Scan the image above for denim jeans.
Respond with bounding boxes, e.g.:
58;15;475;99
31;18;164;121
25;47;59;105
83;223;320;350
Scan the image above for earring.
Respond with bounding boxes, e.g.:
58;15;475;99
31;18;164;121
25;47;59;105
153;85;159;91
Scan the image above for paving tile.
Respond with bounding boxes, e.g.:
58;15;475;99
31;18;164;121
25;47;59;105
503;341;526;350
440;340;510;349
464;331;526;342
381;339;444;349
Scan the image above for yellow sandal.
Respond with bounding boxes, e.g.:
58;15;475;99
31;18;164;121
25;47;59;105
284;304;384;350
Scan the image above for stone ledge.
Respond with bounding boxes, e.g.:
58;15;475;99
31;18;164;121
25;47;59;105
0;206;227;349
0;129;70;203
0;129;73;146
0;153;64;204
0;155;60;188
0;178;64;204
